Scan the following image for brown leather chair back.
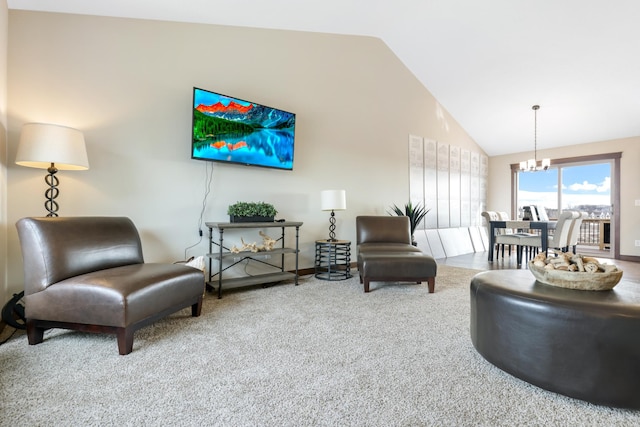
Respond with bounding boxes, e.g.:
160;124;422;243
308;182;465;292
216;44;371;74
16;217;144;295
356;216;412;245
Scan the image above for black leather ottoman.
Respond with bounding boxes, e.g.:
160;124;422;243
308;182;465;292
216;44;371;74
470;269;640;409
358;252;437;293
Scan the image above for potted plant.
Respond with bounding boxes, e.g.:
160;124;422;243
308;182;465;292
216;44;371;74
227;201;278;223
388;201;429;246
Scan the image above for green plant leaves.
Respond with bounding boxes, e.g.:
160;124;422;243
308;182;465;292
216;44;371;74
388;201;429;234
227;201;278;217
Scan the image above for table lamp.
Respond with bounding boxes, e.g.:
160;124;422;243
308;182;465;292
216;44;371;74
15;123;89;217
321;189;346;241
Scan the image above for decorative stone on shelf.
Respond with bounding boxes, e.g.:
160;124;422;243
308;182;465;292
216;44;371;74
528;251;623;291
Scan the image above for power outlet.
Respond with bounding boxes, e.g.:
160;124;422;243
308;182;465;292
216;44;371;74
636;240;640;247
636;199;640;206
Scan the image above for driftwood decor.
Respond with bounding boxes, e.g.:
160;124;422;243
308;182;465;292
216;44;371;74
528;251;623;291
229;231;277;253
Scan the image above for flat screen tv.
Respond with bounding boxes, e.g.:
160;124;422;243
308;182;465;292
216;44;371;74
191;87;296;170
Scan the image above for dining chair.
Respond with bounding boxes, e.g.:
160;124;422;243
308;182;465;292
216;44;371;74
536;205;550;221
481;211;522;260
523;205;539;221
519;210;580;258
499;211;542;264
567;211;589;253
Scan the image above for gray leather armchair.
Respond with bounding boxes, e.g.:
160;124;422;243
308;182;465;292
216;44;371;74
15;216;205;355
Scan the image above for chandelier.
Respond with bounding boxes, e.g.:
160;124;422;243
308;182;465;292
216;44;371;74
519;105;550;172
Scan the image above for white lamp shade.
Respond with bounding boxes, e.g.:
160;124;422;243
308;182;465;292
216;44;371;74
16;123;89;170
321;190;346;211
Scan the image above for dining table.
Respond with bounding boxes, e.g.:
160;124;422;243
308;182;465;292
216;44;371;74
488;220;557;263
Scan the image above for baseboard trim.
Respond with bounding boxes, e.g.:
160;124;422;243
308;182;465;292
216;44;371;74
297;267;315;276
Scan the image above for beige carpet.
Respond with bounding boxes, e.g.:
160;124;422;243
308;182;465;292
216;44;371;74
1;265;639;426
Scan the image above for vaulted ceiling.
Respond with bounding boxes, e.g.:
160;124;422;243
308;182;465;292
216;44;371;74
8;0;640;156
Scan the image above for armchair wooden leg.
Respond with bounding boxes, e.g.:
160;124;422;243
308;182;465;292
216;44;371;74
427;277;435;293
116;327;134;355
26;319;44;345
192;296;203;317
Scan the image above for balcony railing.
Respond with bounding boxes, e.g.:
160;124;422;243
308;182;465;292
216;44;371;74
578;219;610;250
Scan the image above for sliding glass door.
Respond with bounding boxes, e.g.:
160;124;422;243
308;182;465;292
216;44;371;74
512;153;620;258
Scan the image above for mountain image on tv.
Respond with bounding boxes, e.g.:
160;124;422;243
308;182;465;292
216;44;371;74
191;88;296;170
195;101;295;130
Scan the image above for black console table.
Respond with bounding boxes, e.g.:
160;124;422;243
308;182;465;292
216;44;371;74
205;221;303;298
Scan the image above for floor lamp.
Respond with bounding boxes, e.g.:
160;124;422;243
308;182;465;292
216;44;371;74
321;189;346;241
15;123;89;217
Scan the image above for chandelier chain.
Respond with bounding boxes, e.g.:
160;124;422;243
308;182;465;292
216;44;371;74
519;104;548;172
533;104;539;161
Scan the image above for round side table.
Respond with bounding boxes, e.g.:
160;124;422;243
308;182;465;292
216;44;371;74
314;239;352;281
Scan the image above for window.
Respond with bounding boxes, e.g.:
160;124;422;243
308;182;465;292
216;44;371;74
517;168;559;218
560;163;611;218
516;162;611;220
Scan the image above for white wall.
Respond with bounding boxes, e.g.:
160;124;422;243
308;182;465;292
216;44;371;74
5;11;482;293
488;137;640;257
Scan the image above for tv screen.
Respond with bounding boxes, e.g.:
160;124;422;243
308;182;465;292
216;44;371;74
191;87;296;170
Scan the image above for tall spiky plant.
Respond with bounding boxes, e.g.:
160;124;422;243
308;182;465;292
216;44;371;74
388;201;429;244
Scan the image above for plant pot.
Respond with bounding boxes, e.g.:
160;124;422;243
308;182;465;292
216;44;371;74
229;215;275;223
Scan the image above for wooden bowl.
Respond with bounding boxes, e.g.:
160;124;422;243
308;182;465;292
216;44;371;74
528;261;623;291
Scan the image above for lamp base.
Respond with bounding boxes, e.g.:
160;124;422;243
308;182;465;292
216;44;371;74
44;164;59;217
328;210;337;241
